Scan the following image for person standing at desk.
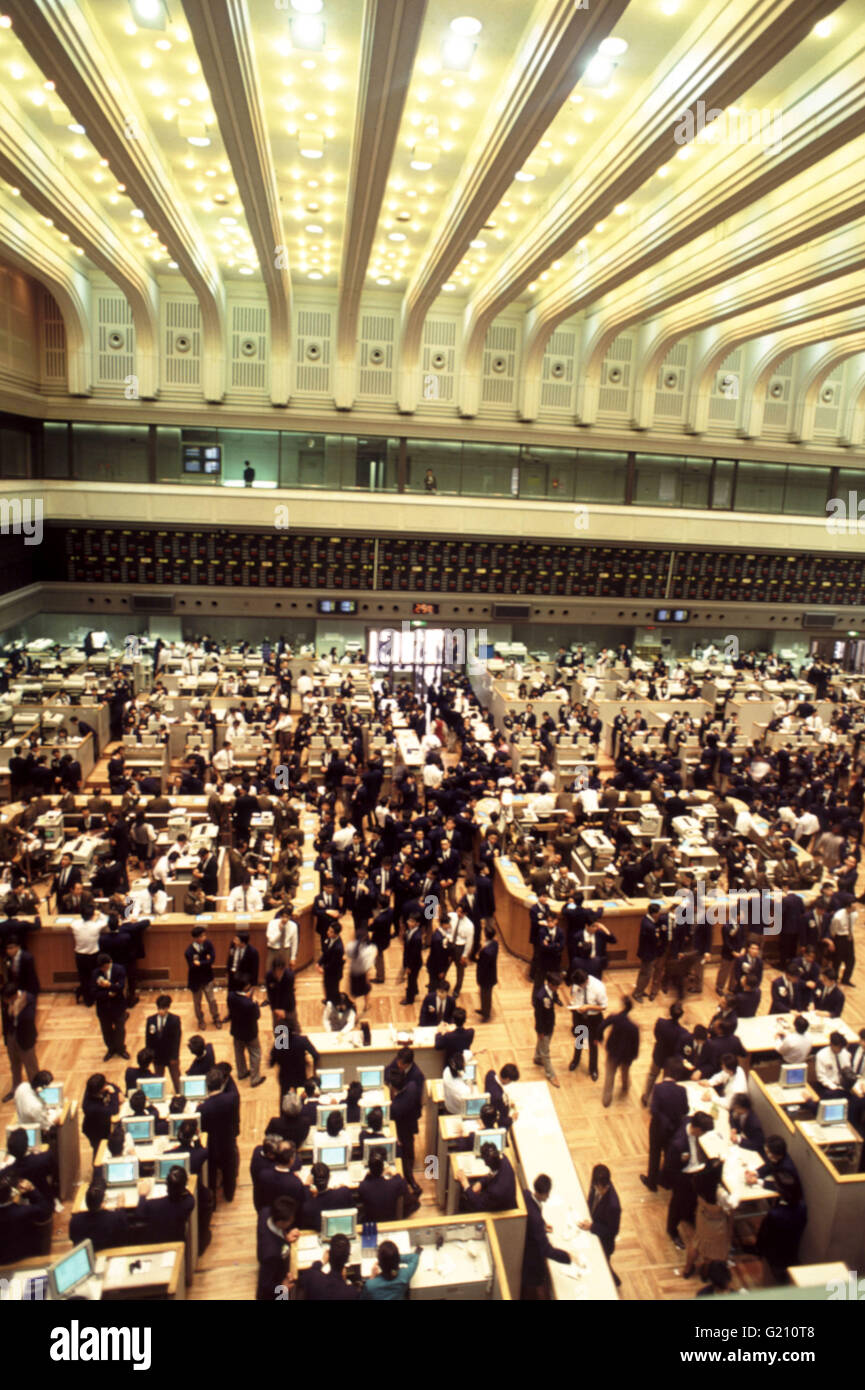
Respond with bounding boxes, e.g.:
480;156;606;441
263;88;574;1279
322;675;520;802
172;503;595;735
228;978;265;1088
475;922;499;1021
92;952;128;1061
200;1066;240;1203
521;1173;572;1298
814;1031;852;1097
300;1161;355;1231
641;1059;689;1193
389;1068;422;1197
81;1073;121;1156
0;1173;52;1263
532;971;563;1088
360;1241;421;1301
186;927;221;1031
567;967;607;1080
256;1195;299;1301
317;924;345;1006
134;1167;195;1244
1;983;39;1101
435;1007;474;1062
579;1162;622;1288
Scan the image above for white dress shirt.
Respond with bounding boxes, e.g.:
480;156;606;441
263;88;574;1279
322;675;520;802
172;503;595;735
447;913;474;956
70;918;104;954
442;1068;473;1115
227;883;264;913
777;1031;813;1063
570;975;608;1011
266;915;299;961
706;1066;748;1108
15;1081;48;1126
815;1045;851;1091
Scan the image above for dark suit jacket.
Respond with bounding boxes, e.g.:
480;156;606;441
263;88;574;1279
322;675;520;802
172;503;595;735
463;1155;516;1212
650;1079;689;1133
91;963;127;1014
256;1207;294;1300
435;1025;474;1058
266;968;296;1017
588;1183;621;1256
187;1043;216;1076
651;1016;690;1068
254;1165;306;1214
299;1261;361;1301
419;992;455;1027
476;940;499;987
522;1188;570;1286
730;1108;765;1154
227;943;259;987
145;1012;181;1063
200;1090;240;1156
602;1010;640;1063
2;991;37;1050
300;1186;356;1232
133;1191;195;1245
7;948;39;996
69;1206;130;1252
228;992;260;1042
357;1173;407;1223
185;938;215;988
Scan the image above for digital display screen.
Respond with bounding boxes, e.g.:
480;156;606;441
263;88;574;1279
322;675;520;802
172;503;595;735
317;599;357;614
320;1145;348;1167
322;1212;355;1238
412;602;439;615
464;1095;486;1117
319;1070;343;1091
39;1086;62;1106
126;1120;152;1141
54;1245;92;1295
105;1160;137;1185
359;1068;384;1089
138;1079;164;1101
183;444;221;475
182;1076;207;1098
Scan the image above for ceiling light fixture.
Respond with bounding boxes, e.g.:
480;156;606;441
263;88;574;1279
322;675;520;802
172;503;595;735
598;36;628;55
68;122;86;134
299;131;324;158
131;0;167;30
291;15;325;50
450;16;482;35
410;142;439;171
583;54;615;86
441;34;476;70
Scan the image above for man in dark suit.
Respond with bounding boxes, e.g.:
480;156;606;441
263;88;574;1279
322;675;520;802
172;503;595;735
91;952;128;1060
419;979;455;1028
253;1141;305;1212
256;1195;299;1300
228;978;265;1087
600;997;640;1108
1;984;39;1101
730;1093;765;1154
484;1063;519;1130
640;1058;689;1192
299;1232;361;1301
389;1064;422;1195
521;1173;572;1297
146;994;182;1092
197;848;219;905
425;920;450;991
399;914;424;1007
580;1162;622;1286
299;1161;355;1231
532;971;563;1087
185;926;221;1030
641;1002;690;1105
4;938;39;996
69;1181;131;1252
475;923;499;1021
434;1006;474;1061
634;904;665;1002
265;956;296;1028
200;1066;240;1202
50;852;81;910
317;925;345;1006
358;1150;409;1222
0;1173;52;1263
226;930;259;997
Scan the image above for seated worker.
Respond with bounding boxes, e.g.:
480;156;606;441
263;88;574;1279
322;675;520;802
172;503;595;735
453;1101;498;1154
298;1231;361;1301
256;1195;299;1301
187;1034;216;1076
127;1087;169;1136
442;1051;473;1116
456;1142;516;1212
164;1118;209;1178
125;1047;155;1095
0;1173;52;1262
69;1180;131;1252
345;1081;364;1125
358;1104;394;1152
266;1091;311;1148
360;1239;422;1301
3;1126;56;1204
132;1167;195;1244
358;1150;411;1223
434;1007;475;1062
253;1141;306;1213
299;1161;355;1232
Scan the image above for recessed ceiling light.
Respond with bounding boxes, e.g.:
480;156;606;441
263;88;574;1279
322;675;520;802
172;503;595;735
599;37;628;55
238;265;254;274
291;14;325;50
309;270;324;279
388;231;406;242
299;131;324;158
584;54;614;86
813;17;833;36
469;238;485;248
442;282;456;291
68;122;86;134
376;277;392;285
514;170;534;182
0;16;12;28
219;216;238;225
306;223;323;233
188;136;211;147
450;16;482;36
168;260;178;268
441;34;476;71
155;38;171;49
130;208;145;218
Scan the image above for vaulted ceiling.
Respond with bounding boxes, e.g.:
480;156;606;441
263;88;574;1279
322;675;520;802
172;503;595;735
2;0;865;452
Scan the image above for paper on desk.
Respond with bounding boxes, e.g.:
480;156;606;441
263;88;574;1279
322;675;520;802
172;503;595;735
160;1251;176;1268
390;1230;412;1255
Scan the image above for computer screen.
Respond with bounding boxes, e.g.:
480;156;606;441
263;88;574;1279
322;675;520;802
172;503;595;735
361;1103;390;1126
819;1099;848;1126
463;1093;489;1119
318;1069;344;1092
781;1063;806;1088
170;1113;200;1137
362;1138;397;1165
8;1125;41;1151
138;1078;165;1101
464;1061;477;1083
321;1209;356;1239
156;1155;191;1179
359;1066;384;1089
39;1084;63;1106
182;1076;207;1099
105;1158;138;1185
473;1128;506;1155
318;1144;348;1169
125;1118;154;1142
53;1243;94;1296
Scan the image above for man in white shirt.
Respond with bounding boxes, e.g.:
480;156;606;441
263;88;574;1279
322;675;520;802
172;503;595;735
734;807;755;836
702;1056;748;1108
442;1058;473;1116
793;809;820;844
815;1032;852;1096
447;909;474;999
70;912;106;1004
296;671;314;698
14;1075;50;1126
829;904;856;986
227;878;264;913
776;1015;814;1063
331;819;356;853
213;742;234;775
567;968;607;1080
265;911;299;973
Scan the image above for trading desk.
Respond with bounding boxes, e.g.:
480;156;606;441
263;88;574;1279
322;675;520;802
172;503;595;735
72;1175;199;1288
307;1026;443;1088
0;1242;185;1300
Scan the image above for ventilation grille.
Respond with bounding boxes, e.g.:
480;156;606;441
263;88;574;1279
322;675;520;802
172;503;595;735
540;329;576;411
764;354;794;429
295;307;332;394
802;611;838;629
358;312;396;398
421;317;457;401
814;370;844;436
493;603;531;619
708;348;742;424
96;294;134;385
130;593;175;614
40;288;67;383
598;332;633;414
481;321;518;406
654;342;690;419
230;303;268;390
164;298;201;387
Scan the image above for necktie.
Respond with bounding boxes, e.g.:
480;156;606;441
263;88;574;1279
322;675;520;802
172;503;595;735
158;1015;164;1033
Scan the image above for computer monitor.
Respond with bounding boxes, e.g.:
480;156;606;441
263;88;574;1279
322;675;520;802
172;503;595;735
169;1112;200;1138
358;1066;384;1090
48;1240;95;1300
461;1093;490;1119
6;1124;40;1152
780;1063;807;1088
473;1127;507;1156
181;1075;207;1100
315;1142;349;1171
362;1138;397;1166
321;1208;357;1240
137;1077;166;1102
361;1102;391;1126
817;1098;848;1126
122;1117;155;1144
316;1103;347;1132
104;1157;139;1187
155;1154;191;1180
38;1083;63;1107
318;1068;344;1093
464;1061;477;1084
